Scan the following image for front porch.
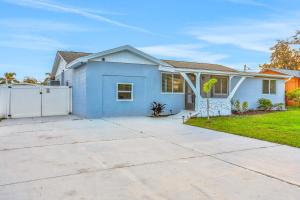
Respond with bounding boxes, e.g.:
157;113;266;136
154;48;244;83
159;65;247;117
181;71;246;117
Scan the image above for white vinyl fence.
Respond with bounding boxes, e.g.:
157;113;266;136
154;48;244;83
0;85;72;118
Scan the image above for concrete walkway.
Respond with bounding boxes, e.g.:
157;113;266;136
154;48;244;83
0;116;299;199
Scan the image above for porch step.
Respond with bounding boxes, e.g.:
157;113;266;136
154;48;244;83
171;110;197;120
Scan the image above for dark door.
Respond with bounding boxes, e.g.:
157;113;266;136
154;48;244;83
185;74;195;110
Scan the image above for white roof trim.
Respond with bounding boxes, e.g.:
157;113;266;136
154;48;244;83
159;67;291;79
51;52;68;76
67;45;172;69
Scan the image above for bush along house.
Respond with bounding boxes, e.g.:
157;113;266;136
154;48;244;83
51;45;290;118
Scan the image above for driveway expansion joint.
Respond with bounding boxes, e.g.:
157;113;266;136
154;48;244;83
101;119;300;189
0;136;152;152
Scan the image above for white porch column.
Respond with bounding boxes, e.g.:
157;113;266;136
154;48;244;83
195;72;201;112
180;72;197;94
228;76;246;100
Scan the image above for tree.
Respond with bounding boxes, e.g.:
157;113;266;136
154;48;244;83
260;31;300;70
0;72;19;84
0;77;5;84
203;78;218;120
42;73;54;85
23;77;38;84
292;30;300;44
287;89;300;107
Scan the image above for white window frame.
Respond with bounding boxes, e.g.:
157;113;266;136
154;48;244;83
161;72;185;94
116;83;133;101
262;79;276;95
213;76;229;96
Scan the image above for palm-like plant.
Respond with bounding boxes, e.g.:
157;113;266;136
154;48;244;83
0;72;19;84
150;102;166;117
203;78;218;120
42;73;55;85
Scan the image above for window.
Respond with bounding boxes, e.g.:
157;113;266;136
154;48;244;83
161;73;184;93
173;74;184;93
162;73;172;93
213;77;228;95
117;83;133;101
262;80;276;94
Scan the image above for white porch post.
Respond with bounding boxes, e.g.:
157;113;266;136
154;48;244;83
195;72;201;112
180;72;197;94
228;76;246;100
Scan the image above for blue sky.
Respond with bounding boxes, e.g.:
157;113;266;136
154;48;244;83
1;0;300;80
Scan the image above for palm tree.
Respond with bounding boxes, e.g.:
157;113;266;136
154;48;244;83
203;78;218;120
0;72;19;84
42;73;54;85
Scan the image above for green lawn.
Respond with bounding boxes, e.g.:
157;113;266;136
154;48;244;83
186;107;300;148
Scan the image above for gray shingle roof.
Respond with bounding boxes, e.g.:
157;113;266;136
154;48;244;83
162;60;238;72
57;51;237;72
58;51;92;64
266;68;300;78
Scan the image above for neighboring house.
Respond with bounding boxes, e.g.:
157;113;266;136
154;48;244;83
51;45;289;118
261;68;300;106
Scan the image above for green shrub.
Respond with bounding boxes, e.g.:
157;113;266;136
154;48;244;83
258;98;273;111
232;100;241;113
273;103;284;111
242;101;249;113
287;89;300;107
150;102;166;117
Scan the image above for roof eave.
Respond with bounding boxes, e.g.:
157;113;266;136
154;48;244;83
162;67;291;79
67;45;173;69
51;52;62;76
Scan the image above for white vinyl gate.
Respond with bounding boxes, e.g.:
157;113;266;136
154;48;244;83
0;85;72;118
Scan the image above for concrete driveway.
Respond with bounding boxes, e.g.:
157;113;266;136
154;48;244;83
0;116;299;200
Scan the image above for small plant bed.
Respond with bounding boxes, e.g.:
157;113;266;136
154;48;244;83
232;110;279;116
149;113;173;118
186;107;300;148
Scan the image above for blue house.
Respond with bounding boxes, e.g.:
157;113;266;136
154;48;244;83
51;45;289;118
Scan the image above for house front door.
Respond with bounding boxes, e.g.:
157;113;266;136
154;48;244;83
185;74;196;110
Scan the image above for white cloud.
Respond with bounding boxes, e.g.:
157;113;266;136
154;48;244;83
0;18;87;32
139;44;228;63
4;0;151;34
0;34;67;51
186;17;300;52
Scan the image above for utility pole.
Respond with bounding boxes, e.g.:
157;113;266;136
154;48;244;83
243;64;249;72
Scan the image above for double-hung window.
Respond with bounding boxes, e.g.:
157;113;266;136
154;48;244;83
117;83;133;101
161;73;184;93
262;80;276;94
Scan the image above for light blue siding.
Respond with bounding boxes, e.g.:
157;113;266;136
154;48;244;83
73;62;184;118
71;61;286;118
102;75;147;117
233;77;285;109
72;66;87;117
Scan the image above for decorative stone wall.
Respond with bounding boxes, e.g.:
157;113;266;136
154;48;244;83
196;98;232;117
